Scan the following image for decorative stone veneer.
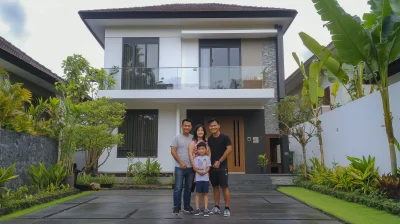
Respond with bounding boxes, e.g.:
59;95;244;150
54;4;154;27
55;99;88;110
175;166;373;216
269;174;296;186
0;129;58;189
262;40;279;135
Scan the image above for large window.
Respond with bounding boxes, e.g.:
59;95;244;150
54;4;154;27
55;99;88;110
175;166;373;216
122;38;159;89
117;110;158;158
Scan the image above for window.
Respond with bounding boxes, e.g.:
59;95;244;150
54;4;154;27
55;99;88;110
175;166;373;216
122;38;159;89
117;110;158;158
323;86;331;105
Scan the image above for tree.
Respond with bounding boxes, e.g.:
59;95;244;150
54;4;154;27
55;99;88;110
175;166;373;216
293;51;331;166
308;0;400;174
75;97;126;173
276;95;316;178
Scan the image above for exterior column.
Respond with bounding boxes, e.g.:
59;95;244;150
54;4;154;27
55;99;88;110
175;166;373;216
275;25;290;173
176;104;180;135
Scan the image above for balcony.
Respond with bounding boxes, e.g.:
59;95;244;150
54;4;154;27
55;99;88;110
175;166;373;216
99;66;274;106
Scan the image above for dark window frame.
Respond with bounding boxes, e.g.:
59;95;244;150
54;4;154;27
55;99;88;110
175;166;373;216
117;109;159;158
122;37;159;68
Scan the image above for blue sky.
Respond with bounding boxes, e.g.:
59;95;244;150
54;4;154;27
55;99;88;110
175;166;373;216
0;0;370;78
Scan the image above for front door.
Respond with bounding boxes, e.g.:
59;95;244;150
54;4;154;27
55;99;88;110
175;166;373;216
205;117;245;173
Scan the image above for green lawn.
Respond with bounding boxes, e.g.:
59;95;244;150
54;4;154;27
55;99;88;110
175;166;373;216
0;191;94;221
278;187;400;224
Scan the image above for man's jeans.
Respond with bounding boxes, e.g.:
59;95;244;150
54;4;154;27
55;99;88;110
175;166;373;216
173;167;194;209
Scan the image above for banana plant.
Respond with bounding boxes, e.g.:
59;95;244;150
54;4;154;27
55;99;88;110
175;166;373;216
309;0;400;174
293;49;331;166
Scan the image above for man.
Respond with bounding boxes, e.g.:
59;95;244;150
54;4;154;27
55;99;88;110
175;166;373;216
207;118;232;217
171;118;195;215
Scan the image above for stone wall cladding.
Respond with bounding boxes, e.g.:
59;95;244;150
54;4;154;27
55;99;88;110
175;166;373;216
262;40;279;135
270;174;295;186
0;129;58;189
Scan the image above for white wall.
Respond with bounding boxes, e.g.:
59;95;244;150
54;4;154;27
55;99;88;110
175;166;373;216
98;103;177;173
159;37;182;87
104;37;122;90
289;81;400;174
181;39;199;89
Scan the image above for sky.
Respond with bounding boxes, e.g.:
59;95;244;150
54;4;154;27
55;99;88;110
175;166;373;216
0;0;370;79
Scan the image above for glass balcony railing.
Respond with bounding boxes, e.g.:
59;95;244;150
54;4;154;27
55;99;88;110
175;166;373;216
104;66;271;90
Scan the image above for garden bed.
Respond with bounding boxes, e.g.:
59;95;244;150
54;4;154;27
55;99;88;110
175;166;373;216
278;186;400;224
0;188;80;217
295;179;400;216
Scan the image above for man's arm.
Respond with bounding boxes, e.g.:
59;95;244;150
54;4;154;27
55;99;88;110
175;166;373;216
171;136;186;168
218;145;232;164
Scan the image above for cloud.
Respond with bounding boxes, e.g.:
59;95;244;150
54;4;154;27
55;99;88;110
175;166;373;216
0;0;27;38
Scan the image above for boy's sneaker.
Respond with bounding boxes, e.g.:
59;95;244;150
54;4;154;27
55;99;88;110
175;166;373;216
203;209;210;217
183;206;194;214
194;209;201;216
210;206;221;214
224;208;231;217
173;207;180;215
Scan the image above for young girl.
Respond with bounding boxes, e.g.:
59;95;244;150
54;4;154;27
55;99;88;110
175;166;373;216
192;141;211;216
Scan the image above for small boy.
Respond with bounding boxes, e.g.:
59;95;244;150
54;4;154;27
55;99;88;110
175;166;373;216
193;141;211;217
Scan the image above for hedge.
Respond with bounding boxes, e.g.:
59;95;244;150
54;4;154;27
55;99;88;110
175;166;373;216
295;179;400;216
0;189;79;217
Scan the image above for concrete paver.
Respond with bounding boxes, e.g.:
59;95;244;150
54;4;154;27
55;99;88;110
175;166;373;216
0;189;341;224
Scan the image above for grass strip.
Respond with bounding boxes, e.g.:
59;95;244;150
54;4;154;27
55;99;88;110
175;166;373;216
0;191;94;221
278;187;400;224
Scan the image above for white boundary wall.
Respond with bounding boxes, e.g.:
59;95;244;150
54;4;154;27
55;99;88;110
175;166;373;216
289;81;400;174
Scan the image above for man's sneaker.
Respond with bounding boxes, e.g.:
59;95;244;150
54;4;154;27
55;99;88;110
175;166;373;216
224;208;231;217
210;206;221;214
173;207;180;215
203;209;210;217
183;206;194;214
194;209;201;216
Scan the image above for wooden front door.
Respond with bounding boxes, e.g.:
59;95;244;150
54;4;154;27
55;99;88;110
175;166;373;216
205;117;246;173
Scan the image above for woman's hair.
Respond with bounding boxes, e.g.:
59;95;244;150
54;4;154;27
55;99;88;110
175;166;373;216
193;124;207;141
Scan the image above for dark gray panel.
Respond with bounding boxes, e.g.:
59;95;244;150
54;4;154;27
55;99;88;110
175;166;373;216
186;109;266;174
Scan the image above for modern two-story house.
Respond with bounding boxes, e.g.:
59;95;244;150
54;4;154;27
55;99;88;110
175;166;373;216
79;3;297;174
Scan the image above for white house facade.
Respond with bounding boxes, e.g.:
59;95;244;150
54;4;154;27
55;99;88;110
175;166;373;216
79;3;297;174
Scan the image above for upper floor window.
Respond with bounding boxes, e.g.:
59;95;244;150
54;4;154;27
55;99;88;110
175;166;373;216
122;38;159;89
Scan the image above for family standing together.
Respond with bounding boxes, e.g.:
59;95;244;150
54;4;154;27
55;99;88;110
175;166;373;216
170;118;232;217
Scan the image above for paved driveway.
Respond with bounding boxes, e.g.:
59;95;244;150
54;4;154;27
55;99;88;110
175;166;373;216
1;189;341;224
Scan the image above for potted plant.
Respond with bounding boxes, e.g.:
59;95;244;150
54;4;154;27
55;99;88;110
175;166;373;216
257;154;269;174
98;174;115;188
75;173;93;191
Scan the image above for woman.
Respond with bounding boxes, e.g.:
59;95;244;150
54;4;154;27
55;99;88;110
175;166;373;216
189;124;211;192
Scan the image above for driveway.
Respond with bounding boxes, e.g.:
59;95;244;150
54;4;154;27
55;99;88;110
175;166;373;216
1;189;341;224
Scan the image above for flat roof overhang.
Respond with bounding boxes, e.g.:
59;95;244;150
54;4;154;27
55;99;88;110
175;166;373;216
98;88;274;106
79;10;297;48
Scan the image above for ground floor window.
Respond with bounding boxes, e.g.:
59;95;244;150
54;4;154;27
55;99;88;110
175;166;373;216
117;109;158;158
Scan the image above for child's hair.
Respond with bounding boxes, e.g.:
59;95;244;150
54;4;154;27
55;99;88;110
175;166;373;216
197;141;207;149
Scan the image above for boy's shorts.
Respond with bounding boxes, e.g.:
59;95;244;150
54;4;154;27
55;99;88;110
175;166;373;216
196;181;209;193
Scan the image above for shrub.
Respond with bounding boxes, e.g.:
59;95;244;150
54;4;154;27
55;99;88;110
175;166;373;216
377;173;400;200
27;162;67;190
308;157;333;186
97;174;116;185
347;155;379;194
76;173;95;185
330;165;357;192
296;179;400;216
133;176;160;185
0;163;18;186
